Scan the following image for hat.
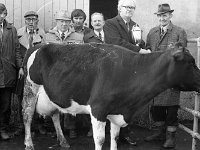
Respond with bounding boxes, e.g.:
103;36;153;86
55;10;71;21
154;3;174;15
24;11;38;18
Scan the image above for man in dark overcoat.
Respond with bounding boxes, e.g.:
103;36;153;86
0;3;23;140
145;3;187;149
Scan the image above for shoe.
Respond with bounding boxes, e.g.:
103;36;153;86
38;125;47;135
87;127;93;137
163;126;176;149
123;136;137;146
0;131;10;140
144;122;166;142
69;129;77;139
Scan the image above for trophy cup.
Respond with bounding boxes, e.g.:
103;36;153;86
131;25;142;46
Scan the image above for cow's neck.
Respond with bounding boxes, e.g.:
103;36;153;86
128;52;172;117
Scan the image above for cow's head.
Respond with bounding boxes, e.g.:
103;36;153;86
167;47;200;92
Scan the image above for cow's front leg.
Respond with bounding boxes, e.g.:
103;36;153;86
90;114;106;150
22;96;37;150
51;112;70;148
110;122;120;150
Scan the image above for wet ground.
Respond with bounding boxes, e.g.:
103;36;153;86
0;122;200;150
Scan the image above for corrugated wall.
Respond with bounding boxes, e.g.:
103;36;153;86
0;0;89;32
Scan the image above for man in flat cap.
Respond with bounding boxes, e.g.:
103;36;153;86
46;10;84;44
16;10;46;136
0;3;24;140
145;3;187;149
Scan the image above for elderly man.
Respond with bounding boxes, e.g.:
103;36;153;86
145;4;187;149
84;12;105;43
46;10;84;44
18;11;46;58
0;3;23;140
16;10;46;136
104;0;149;54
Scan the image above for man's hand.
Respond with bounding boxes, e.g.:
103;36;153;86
18;68;24;79
139;49;151;54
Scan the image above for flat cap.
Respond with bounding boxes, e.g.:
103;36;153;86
55;10;71;21
24;11;38;18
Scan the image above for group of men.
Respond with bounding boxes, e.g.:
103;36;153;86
0;0;187;149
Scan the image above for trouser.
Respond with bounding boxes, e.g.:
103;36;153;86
0;87;13;131
150;105;179;126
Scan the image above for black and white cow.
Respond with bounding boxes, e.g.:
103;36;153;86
23;43;200;150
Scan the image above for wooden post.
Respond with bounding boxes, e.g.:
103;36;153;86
192;37;200;150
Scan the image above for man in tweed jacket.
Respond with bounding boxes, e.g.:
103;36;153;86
145;4;187;149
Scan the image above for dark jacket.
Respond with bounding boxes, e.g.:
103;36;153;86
146;22;187;106
83;30;104;43
0;20;22;88
104;15;144;52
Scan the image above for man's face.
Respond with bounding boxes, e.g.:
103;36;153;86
72;16;85;27
25;16;38;31
157;12;172;27
91;14;105;31
119;0;136;20
56;19;71;32
0;10;7;24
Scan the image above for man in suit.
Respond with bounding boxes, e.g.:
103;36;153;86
145;4;187;149
84;12;105;43
104;0;149;54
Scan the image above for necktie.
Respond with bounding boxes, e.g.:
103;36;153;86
99;32;102;41
29;32;33;48
0;25;3;41
160;27;165;37
126;22;130;31
61;32;65;41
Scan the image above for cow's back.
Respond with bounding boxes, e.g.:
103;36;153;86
28;43;134;108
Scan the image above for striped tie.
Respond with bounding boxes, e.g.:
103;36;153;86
99;32;102;41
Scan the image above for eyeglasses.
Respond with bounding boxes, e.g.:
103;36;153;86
25;18;38;22
122;6;135;10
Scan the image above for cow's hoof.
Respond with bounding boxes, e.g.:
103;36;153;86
60;141;70;148
25;145;35;150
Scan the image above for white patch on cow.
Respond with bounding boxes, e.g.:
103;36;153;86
107;115;128;127
27;49;41;94
110;122;120;150
90;113;106;150
35;86;90;117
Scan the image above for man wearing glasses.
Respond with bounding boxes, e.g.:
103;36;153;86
104;0;149;54
16;10;46;135
104;0;149;146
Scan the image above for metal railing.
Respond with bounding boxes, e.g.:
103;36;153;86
179;37;200;150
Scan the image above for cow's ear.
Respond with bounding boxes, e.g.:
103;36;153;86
172;49;184;61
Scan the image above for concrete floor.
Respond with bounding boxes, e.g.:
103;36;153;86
0;122;199;150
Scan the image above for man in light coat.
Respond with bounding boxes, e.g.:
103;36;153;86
46;10;84;44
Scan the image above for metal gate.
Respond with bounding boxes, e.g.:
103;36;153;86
179;37;200;150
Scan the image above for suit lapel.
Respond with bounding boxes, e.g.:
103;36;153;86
116;15;129;35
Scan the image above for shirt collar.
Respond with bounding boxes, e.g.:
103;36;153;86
160;24;169;32
58;30;69;37
26;28;36;34
0;23;3;28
